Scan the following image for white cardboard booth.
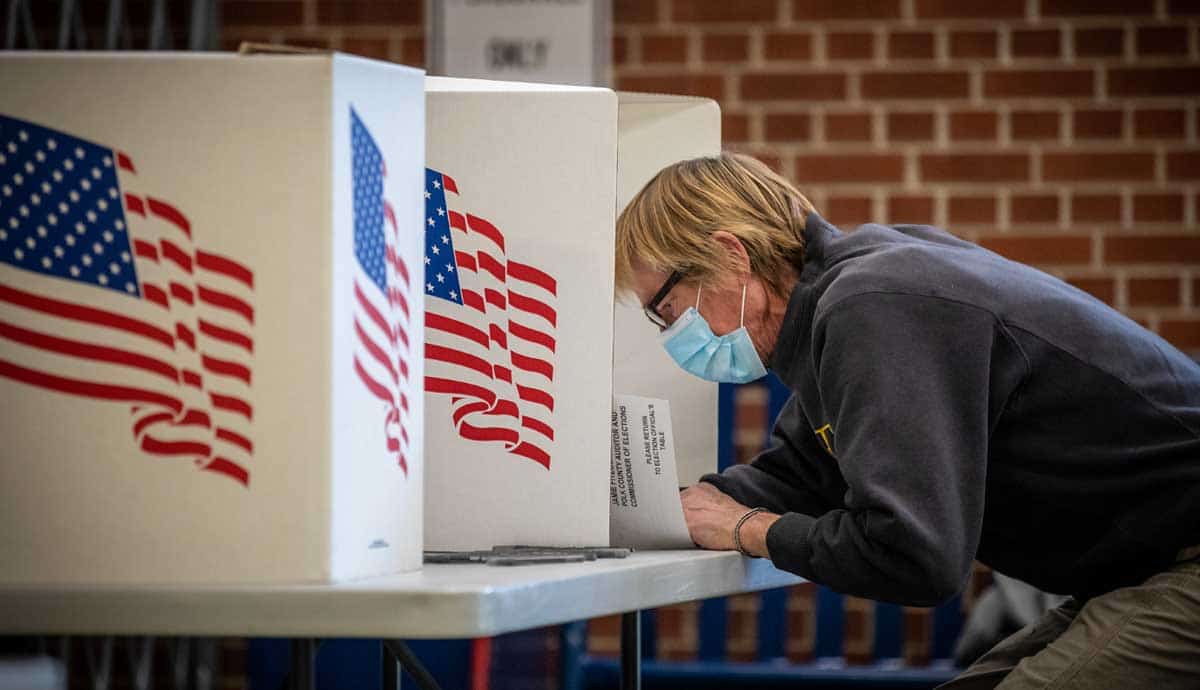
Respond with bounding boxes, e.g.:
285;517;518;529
0;52;426;584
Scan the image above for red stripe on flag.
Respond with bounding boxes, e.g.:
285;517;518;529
211;393;253;420
355;282;396;346
178;408;211;427
484;288;506;310
442;174;458;193
197;286;254;324
203;457;250;486
142;284;169;308
124;193;145;216
509;291;557;327
133;239;158;261
511;352;554;380
508;321;556;352
467;215;505;251
216;427;254;454
355;319;399;384
449;211;467;232
197;319;253;353
494;365;512;383
459;421;519;445
160;240;193;273
0;358;182;413
354;355;393;403
462;290;485;313
140;435;210;457
176;323;195;350
182;370;202;388
508;261;558;295
202;354;251;384
170;282;194;305
116;151;136;173
0;319;178;382
516;384;554;412
196;250;254;289
489;323;507;348
522;416;554;441
477;253;505;283
426;343;493;379
147;198;192;239
425;376;496;406
511;441;551;469
455;251;476;272
133;412;173;438
0;284;174;348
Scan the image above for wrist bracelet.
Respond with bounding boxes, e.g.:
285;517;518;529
733;507;767;558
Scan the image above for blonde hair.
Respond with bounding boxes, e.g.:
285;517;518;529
615;152;815;298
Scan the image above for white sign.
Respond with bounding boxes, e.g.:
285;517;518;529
610;395;693;549
428;0;610;86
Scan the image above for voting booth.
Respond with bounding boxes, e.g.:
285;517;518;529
423;78;720;551
0;52;426;584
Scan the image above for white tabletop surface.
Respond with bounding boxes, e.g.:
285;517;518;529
0;550;802;638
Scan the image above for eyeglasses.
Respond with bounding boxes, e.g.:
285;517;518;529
643;270;685;330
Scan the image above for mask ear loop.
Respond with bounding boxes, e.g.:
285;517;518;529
696;284;703;312
739;284;747;328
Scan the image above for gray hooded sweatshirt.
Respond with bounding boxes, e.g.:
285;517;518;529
702;213;1200;605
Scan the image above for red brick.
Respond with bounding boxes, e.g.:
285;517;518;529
703;33;750;62
950;111;999;141
862;71;970;99
1110;68;1200;97
889;31;936;59
589;615;621;638
920;154;1030;182
642;33;688;63
1011;194;1059;223
224;1;304;26
916;0;1025;18
826;112;873;142
619;74;725;100
613;34;629;64
984;70;1094;98
887;112;936;140
741;72;847;101
1067;277;1116;304
1043;0;1154;15
1073;109;1124;139
723;113;751;143
1106;236;1200;263
341;37;389;61
791;0;901;20
1075;28;1125;57
793;154;905;183
950;30;998;58
828;32;875;60
614;0;658;23
1043;152;1155;181
281;35;331;50
826;196;874;225
1072;194;1122;223
1012;29;1061;58
1128;278;1182;306
673;0;778;22
1167;152;1200;180
316;1;420;24
980;236;1093;264
401;37;424;67
765;113;813;141
764;31;814;60
1160;320;1200;351
949;196;997;224
888;196;936;223
1133;193;1186;222
1134;109;1186;140
1136;26;1190;55
1012;111;1061;141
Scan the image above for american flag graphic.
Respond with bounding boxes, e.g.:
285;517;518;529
0;114;255;486
350;109;412;475
424;168;558;469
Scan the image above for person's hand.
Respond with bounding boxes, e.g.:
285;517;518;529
680;482;770;554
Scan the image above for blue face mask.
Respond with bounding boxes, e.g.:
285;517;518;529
659;284;767;384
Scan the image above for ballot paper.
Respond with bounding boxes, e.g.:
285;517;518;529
610;395;695;549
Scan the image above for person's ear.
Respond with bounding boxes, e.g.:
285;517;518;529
710;231;751;278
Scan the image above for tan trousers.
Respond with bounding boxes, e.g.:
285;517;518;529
939;551;1200;689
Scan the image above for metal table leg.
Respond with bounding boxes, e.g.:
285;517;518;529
383;640;443;690
621;610;641;690
289;639;318;690
381;640;400;690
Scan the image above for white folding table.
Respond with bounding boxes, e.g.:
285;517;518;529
0;550;802;689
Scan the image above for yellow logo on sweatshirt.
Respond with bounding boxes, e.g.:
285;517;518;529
814;424;835;455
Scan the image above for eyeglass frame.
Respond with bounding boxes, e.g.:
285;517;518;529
643;270;686;330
